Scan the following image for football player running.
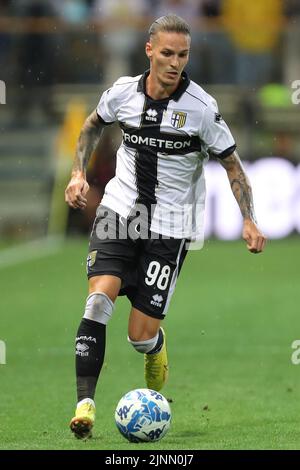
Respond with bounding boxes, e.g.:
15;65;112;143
65;14;266;439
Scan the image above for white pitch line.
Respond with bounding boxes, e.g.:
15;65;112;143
0;236;64;269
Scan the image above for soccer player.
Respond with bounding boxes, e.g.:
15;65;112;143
65;14;266;439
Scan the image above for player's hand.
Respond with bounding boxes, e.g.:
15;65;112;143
65;173;90;209
242;219;267;254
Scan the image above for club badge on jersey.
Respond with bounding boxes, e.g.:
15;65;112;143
171;111;187;129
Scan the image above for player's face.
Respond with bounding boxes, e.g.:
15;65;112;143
146;32;190;88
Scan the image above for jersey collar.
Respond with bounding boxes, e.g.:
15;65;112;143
137;70;190;102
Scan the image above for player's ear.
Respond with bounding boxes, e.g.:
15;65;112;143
145;41;152;59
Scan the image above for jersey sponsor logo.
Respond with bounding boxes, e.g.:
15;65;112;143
145;108;158;122
122;131;192;151
171;111;187;129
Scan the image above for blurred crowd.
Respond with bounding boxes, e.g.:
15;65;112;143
1;0;300;88
1;0;299;234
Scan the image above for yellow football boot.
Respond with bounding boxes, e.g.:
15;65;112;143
70;399;95;439
145;328;169;391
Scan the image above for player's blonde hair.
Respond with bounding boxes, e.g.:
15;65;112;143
149;14;191;40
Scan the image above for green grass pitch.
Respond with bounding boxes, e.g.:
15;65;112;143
0;237;300;450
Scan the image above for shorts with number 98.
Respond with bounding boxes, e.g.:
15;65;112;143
87;205;189;319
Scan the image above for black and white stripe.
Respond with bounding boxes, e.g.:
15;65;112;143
96;70;236;240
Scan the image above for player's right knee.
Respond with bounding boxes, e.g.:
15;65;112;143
83;292;114;325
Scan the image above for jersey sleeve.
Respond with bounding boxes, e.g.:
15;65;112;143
96;86;118;125
199;99;236;159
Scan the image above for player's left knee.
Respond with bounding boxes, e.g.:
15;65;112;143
127;333;159;353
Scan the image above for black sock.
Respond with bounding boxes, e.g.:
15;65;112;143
75;318;106;402
147;328;164;355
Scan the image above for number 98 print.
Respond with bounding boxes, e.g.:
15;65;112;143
145;261;171;290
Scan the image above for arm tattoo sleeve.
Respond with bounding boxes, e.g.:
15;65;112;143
218;152;257;223
72;109;104;174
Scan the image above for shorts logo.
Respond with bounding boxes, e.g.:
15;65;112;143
87;250;97;269
171;111;187;129
150;294;164;308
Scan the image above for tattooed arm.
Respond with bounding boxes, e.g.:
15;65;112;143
218;151;266;253
65;109;104;209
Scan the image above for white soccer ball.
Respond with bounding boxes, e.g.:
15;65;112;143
115;388;172;442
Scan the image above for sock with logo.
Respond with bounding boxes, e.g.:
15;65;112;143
147;327;164;355
75;318;106;402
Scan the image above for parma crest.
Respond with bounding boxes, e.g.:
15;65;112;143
171;111;187;129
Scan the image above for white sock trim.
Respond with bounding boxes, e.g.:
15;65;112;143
83;292;114;325
128;332;159;353
86;291;114;309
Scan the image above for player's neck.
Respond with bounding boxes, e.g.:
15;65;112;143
146;73;180;100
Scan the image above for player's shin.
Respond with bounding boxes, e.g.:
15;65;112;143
75;292;114;401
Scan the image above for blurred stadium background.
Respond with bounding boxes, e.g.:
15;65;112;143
0;0;300;450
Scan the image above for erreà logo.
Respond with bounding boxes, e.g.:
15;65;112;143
151;294;163;308
76;343;89;353
145;108;158;122
75;342;90;357
0;80;6;104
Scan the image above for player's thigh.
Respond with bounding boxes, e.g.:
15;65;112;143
87;205;137;301
128;307;161;341
88;275;121;302
132;238;188;320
